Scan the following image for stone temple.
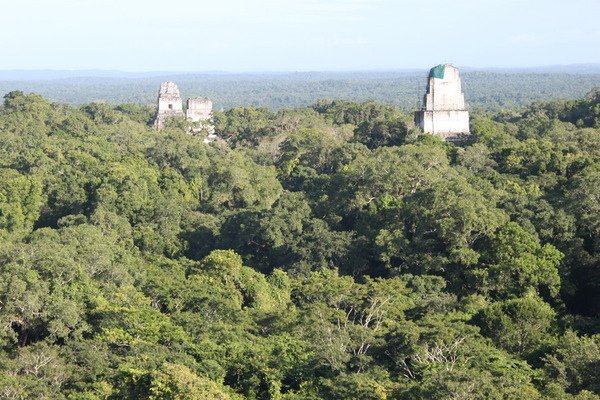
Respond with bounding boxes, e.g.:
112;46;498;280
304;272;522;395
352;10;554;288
414;64;470;141
186;97;213;123
154;81;184;129
153;82;215;141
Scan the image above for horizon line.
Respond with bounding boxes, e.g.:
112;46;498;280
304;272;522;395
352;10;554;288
1;62;600;75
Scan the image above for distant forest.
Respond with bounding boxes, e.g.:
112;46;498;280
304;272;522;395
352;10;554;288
1;69;600;111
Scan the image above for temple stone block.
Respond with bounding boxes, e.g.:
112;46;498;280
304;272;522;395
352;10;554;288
186;97;212;122
153;82;215;141
415;64;470;141
154;81;185;129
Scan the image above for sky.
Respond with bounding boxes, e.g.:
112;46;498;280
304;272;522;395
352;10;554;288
1;0;599;72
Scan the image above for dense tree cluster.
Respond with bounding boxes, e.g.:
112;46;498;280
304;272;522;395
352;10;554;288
0;90;599;399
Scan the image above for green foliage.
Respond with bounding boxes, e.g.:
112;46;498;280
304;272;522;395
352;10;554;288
0;89;599;399
473;294;557;357
472;222;563;299
0;169;43;237
205;150;282;211
543;330;600;394
146;363;239;400
214;107;274;146
219;192;354;275
354;117;409;148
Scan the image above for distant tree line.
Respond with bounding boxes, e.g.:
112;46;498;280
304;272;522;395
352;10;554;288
1;71;599;112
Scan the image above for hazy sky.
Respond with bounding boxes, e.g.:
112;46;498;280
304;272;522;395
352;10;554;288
1;0;599;71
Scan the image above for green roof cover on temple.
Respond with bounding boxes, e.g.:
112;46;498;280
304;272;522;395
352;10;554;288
429;64;446;79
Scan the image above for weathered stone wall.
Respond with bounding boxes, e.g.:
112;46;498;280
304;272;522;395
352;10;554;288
422;66;466;111
415;64;470;140
186;97;212;122
158;96;184;114
154;81;184;129
415;110;470;140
